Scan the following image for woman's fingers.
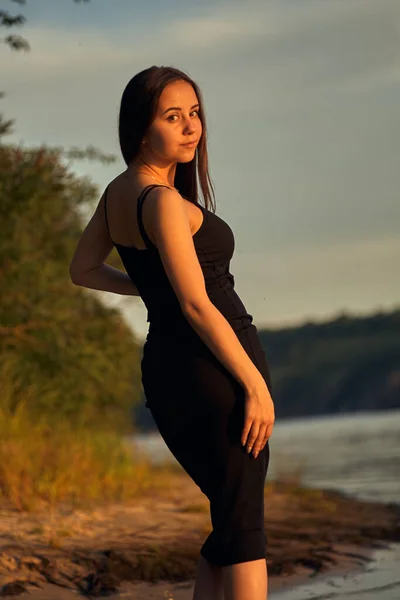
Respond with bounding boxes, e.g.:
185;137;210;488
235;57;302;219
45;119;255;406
242;420;260;452
242;418;274;457
252;423;268;458
241;385;275;457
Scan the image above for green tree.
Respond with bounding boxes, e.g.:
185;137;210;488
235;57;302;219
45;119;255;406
0;143;143;433
257;309;400;419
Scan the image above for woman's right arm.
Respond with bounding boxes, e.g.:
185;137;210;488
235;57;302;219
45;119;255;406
143;187;275;456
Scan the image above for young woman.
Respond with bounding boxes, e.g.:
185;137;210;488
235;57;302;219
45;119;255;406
70;65;275;600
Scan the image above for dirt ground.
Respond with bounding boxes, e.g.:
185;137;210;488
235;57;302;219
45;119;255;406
0;466;399;598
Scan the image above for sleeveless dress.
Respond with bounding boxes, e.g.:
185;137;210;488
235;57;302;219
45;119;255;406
104;183;272;566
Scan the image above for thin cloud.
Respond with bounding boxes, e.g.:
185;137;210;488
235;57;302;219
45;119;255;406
1;0;399;333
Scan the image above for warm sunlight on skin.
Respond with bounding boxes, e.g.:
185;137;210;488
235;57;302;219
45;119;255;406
69;79;203;287
127;79;203;185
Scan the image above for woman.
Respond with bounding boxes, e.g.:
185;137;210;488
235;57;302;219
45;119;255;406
69;65;275;600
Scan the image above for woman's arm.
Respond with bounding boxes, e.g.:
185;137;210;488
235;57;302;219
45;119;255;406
143;186;268;392
145;186;274;457
70;264;140;296
69;192;139;296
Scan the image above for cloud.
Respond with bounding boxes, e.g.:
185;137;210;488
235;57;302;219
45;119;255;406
1;27;144;81
162;3;288;50
1;0;399;328
2;0;400;103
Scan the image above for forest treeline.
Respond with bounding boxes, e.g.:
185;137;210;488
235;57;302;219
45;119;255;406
135;308;400;430
258;309;400;419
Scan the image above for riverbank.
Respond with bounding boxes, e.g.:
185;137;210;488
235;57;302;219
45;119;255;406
0;463;399;597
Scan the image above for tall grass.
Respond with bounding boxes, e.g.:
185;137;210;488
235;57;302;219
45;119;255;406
0;367;159;512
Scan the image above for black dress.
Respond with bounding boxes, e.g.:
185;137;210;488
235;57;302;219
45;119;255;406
104;183;272;566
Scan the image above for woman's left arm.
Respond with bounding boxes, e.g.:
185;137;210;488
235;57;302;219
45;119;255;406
71;263;140;296
69;193;140;296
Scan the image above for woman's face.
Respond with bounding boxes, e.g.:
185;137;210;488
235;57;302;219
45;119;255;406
143;79;202;165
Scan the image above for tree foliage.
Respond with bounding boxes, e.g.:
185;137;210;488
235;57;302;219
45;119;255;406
0;143;143;433
259;309;400;419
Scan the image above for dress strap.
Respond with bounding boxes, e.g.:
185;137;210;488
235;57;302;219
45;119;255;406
103;184;113;242
137;184;171;250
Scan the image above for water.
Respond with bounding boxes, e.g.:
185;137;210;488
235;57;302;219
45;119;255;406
131;408;400;504
129;409;400;599
272;543;400;599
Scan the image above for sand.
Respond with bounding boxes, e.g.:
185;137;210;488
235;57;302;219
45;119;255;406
0;467;399;598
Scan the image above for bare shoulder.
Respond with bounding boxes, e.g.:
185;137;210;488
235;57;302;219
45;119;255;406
142;186;208;311
142;185;191;235
106;172;141;197
145;184;183;203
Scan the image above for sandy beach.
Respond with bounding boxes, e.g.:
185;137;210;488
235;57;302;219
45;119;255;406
1;466;399;598
4;544;399;599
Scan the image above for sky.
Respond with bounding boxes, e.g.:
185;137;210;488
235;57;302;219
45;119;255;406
1;0;399;341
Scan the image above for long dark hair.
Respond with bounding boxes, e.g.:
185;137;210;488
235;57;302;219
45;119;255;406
118;65;215;212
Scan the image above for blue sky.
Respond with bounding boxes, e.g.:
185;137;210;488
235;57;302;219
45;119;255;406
2;0;399;341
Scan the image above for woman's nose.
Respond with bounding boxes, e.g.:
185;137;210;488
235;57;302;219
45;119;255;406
182;116;196;133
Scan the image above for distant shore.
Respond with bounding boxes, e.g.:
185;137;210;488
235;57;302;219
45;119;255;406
0;464;399;598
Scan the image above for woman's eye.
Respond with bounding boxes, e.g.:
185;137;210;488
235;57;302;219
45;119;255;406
167;110;199;122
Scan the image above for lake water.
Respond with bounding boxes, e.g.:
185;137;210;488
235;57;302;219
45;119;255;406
129;409;400;599
131;408;400;504
272;542;400;599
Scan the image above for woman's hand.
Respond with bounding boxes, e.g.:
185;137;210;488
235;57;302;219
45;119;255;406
241;381;275;458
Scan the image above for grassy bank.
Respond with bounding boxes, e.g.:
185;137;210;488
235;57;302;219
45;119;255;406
1;391;399;596
0;399;173;513
0;395;380;518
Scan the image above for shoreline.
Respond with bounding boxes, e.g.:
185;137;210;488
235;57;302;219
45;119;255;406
2;543;382;599
0;467;399;598
272;542;400;599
